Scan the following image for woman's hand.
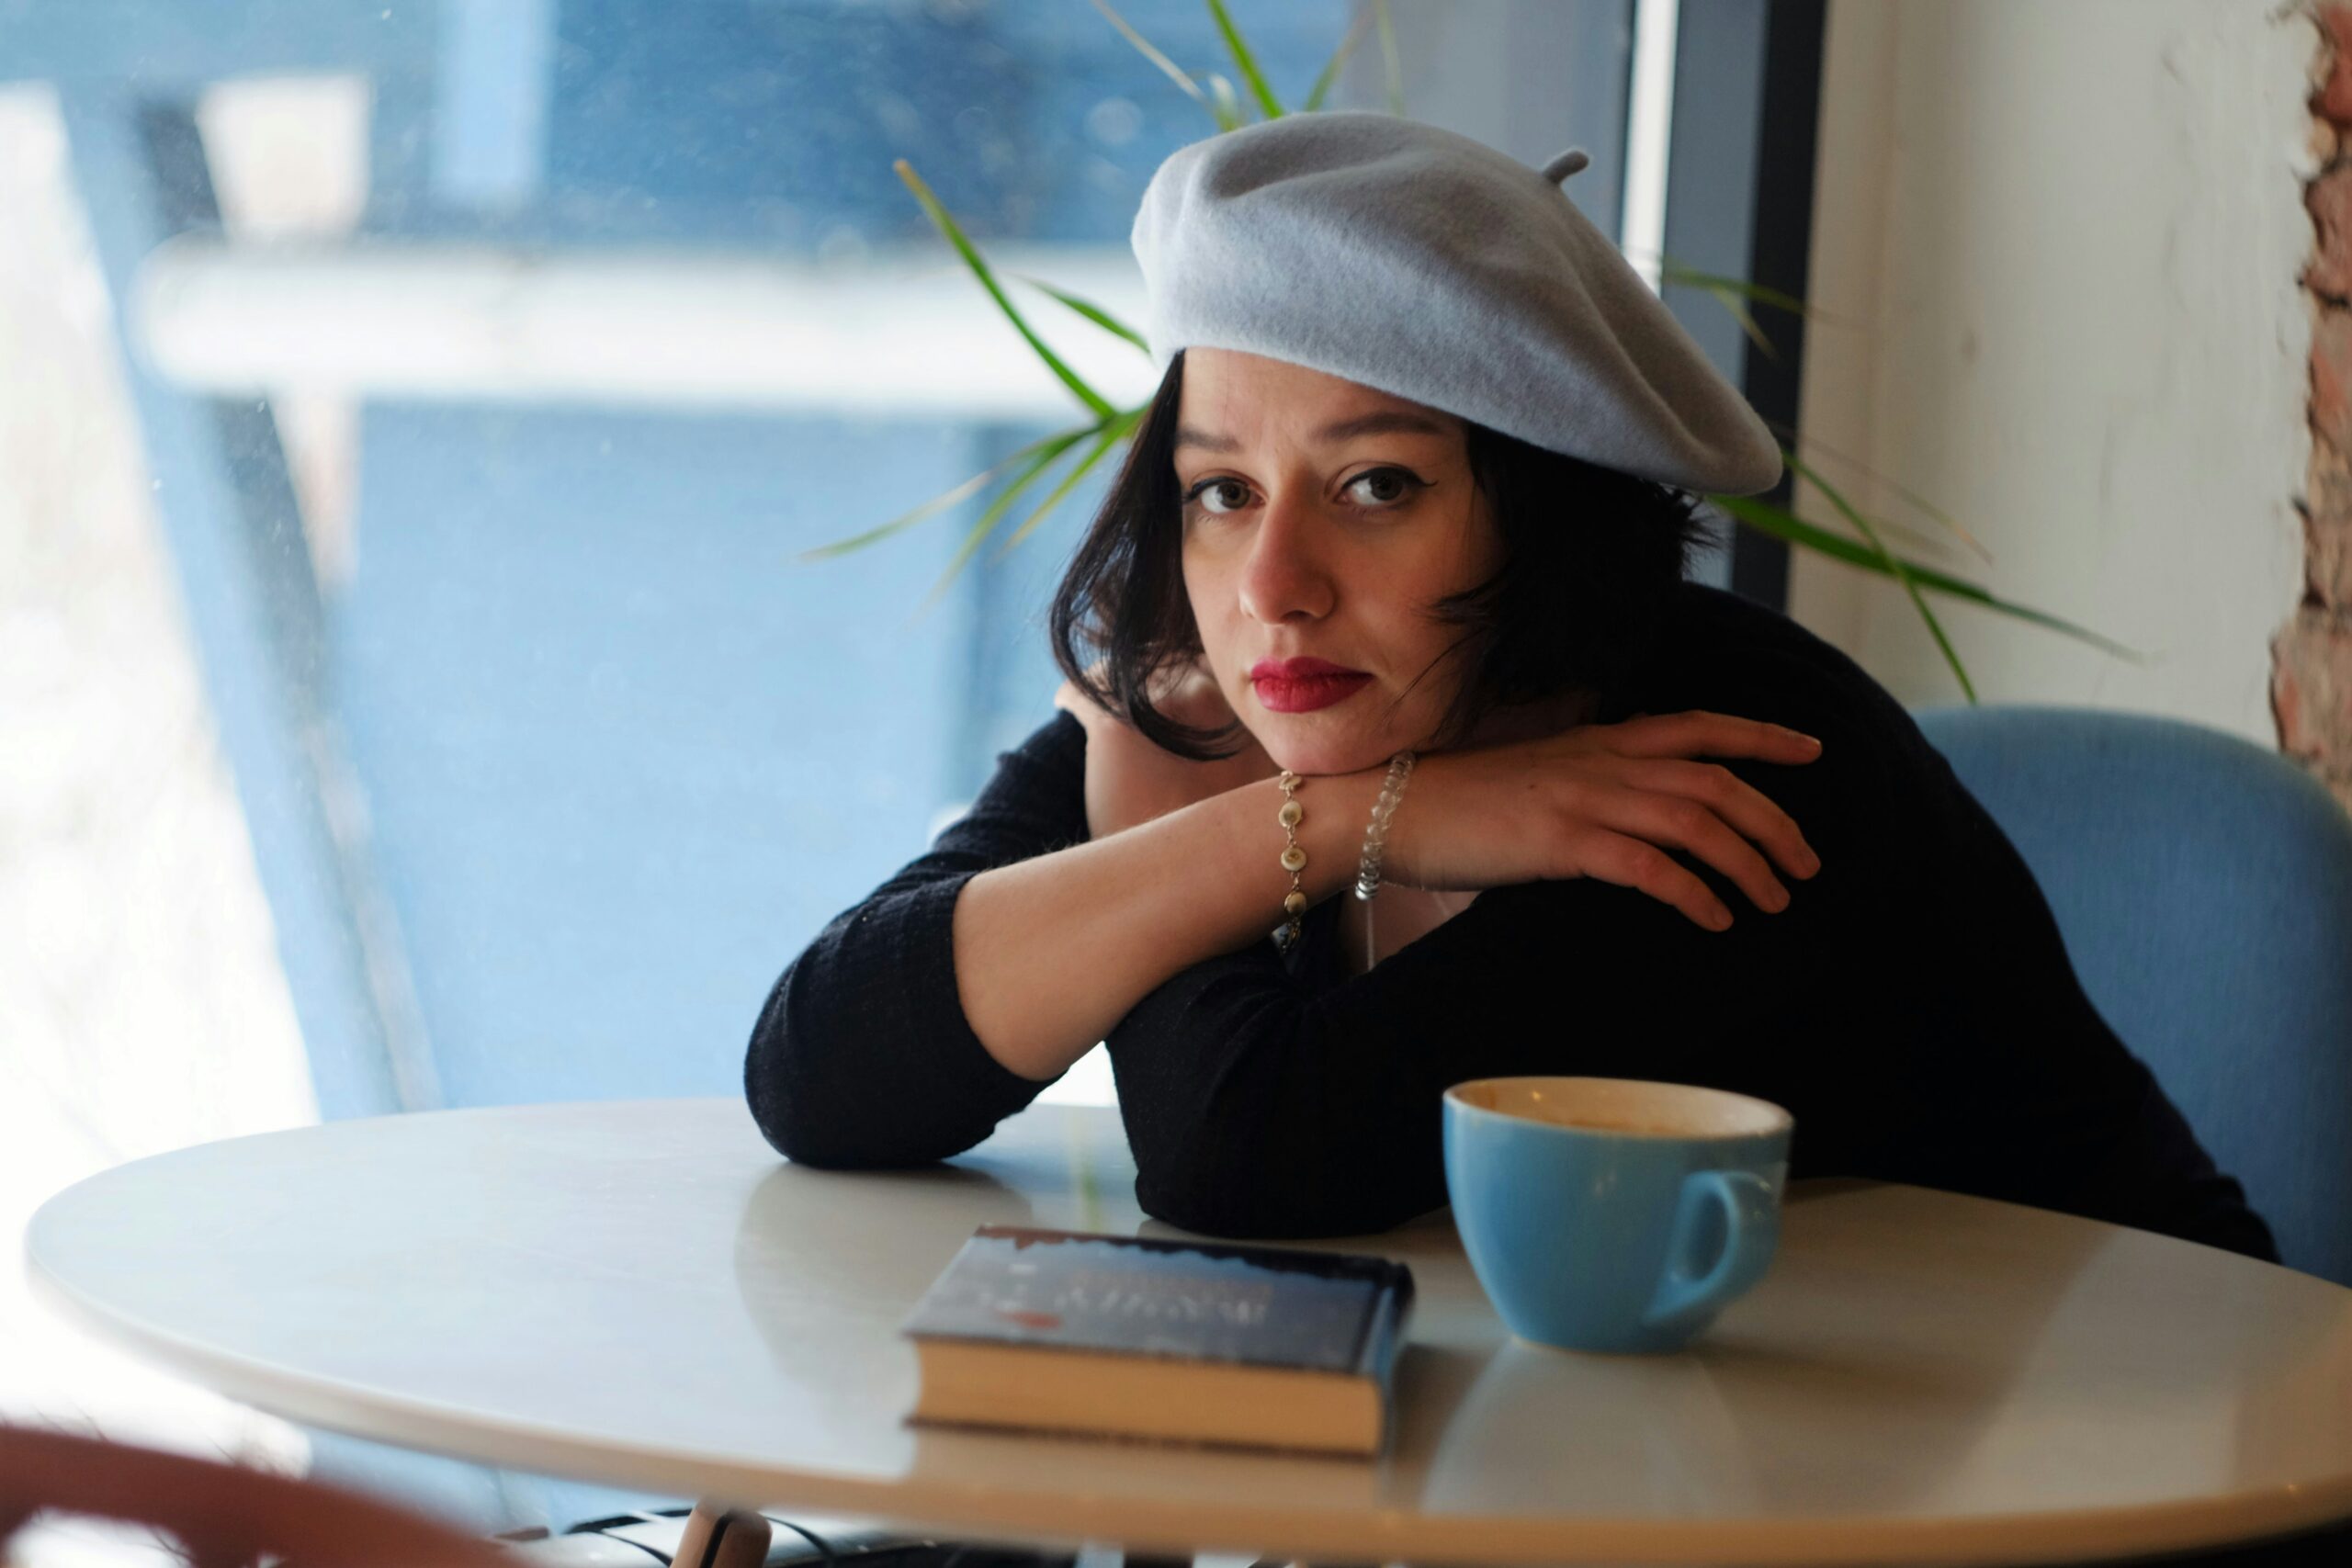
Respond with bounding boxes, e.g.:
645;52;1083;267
1054;661;1276;840
1385;709;1827;931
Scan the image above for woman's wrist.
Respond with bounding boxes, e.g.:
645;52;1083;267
1220;763;1390;927
953;760;1390;1081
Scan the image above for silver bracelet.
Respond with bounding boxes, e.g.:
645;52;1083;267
1354;751;1417;902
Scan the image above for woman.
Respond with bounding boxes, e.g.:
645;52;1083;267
745;111;2274;1262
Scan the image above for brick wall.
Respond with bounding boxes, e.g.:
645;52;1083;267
2288;2;2352;813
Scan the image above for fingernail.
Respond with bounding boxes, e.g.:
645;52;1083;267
1710;908;1734;931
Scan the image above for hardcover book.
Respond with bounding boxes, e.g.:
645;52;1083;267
899;1224;1416;1456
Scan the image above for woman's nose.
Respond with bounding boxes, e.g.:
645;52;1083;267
1237;493;1335;626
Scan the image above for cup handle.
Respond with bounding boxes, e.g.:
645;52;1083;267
1642;1168;1780;1337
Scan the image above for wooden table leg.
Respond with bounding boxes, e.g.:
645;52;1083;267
672;1500;771;1568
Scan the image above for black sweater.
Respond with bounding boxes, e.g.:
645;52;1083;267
745;582;2278;1262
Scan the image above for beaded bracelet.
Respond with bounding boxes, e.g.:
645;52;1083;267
1272;769;1309;951
1354;751;1417;902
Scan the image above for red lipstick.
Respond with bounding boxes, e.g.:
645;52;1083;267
1250;657;1374;715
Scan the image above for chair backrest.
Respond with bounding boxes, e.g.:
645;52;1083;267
1913;704;2352;1284
0;1423;512;1568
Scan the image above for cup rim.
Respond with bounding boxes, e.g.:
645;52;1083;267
1443;1075;1794;1141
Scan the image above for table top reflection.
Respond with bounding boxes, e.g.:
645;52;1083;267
26;1098;2352;1566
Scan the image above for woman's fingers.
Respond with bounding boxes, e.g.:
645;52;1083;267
1624;757;1821;882
1568;827;1736;931
1604;708;1826;765
1587;786;1790;916
1405;716;1824;917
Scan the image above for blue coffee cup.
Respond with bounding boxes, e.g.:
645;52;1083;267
1442;1077;1792;1353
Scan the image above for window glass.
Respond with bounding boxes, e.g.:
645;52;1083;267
1;1;1663;1522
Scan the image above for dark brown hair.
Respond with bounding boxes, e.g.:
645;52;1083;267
1048;347;1715;761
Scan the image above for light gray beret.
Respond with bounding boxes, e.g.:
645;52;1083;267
1129;109;1784;496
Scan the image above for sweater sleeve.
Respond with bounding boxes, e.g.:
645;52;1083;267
744;709;1089;1168
1102;685;1897;1242
1102;671;2279;1266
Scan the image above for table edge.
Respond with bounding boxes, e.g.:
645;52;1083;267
27;1224;2352;1568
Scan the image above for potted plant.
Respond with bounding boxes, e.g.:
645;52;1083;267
808;0;2134;703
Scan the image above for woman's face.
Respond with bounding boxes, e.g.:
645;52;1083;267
1176;346;1504;775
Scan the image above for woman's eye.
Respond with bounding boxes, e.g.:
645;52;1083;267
1182;468;1427;516
1344;467;1424;508
1185;477;1250;515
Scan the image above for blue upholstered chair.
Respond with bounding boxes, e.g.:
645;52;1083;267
1912;705;2352;1285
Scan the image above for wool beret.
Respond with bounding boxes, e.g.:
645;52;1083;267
1129;109;1785;497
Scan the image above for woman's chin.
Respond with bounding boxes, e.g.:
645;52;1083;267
1242;688;1431;775
1256;727;1397;778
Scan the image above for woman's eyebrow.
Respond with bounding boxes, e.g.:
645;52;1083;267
1173;410;1451;454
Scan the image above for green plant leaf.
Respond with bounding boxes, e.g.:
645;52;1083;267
893;158;1115;421
1711;492;2143;662
1852;474;1989;564
1374;0;1404;115
1658;261;1815;321
1752;416;1995;565
1088;0;1210;110
921;421;1107;613
1661;256;2010;570
1780;450;1973;702
996;403;1148;557
1008;273;1152;355
1206;72;1244;130
1662;266;1991;566
1206;0;1286;120
796;424;1093;561
1703;282;1779;363
1303;6;1372;110
1785;494;1949;558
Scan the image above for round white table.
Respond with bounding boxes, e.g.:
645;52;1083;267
24;1098;2352;1566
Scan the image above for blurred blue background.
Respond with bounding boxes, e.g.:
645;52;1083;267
5;0;1787;1531
9;0;1688;1123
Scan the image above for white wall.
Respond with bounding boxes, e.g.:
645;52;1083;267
1790;0;2317;744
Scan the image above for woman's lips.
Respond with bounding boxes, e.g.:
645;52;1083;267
1250;658;1374;715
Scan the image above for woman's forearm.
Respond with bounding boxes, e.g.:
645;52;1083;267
953;764;1385;1080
